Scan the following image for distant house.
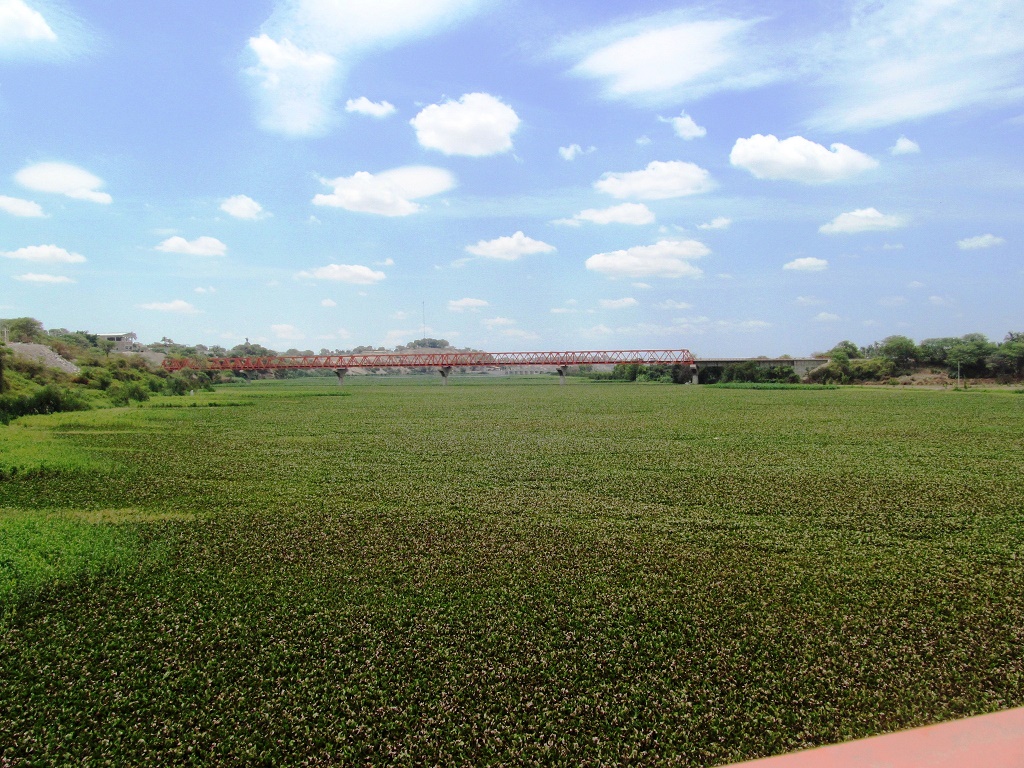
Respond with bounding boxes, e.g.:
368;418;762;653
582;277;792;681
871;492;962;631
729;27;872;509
97;332;139;352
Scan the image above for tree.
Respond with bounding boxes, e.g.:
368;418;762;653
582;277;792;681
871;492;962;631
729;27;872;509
946;333;995;377
829;340;861;359
0;317;45;343
878;335;918;372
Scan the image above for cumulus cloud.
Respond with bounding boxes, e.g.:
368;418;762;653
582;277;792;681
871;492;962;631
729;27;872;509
814;312;841;322
730;135;877;183
890;136;920;155
272;324;304;340
783;257;828;272
221;195;266;219
295;264;386;284
0;195;44;217
585;239;708;279
245;0;480;136
568;16;772;102
15;162;111;203
411;93;520;156
345;96;396;117
698;216;730;230
553;203;655;227
558;143;594;160
819;208;907;234
194;286;216;294
600;297;638;309
2;244;85;263
465;231;555;261
595;160;713;199
138;300;201;314
810;1;1024;130
448;297;488;312
313;165;455;216
156;236;227;256
13;273;73;283
661;111;706;139
0;0;56;46
957;234;1005;250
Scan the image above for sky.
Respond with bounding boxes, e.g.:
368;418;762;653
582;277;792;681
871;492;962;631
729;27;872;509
0;0;1021;356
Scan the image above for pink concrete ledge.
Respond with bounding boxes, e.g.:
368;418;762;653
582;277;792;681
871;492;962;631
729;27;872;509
723;707;1024;768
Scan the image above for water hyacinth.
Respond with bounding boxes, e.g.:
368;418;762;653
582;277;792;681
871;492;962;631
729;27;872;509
1;379;1023;765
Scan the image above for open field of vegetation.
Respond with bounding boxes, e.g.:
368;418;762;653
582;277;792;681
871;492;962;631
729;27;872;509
2;379;1023;766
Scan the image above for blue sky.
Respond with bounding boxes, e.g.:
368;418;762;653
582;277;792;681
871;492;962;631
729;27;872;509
1;0;1021;356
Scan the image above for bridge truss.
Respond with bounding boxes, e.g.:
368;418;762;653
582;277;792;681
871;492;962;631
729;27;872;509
162;349;696;373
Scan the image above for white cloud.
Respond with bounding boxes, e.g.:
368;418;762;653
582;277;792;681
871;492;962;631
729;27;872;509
890;136;920;155
0;0;56;46
600;297;638;309
2;244;85;263
636;135;652;146
295;264;386;284
245;35;338;136
554;202;655;227
156;236;227;256
907;281;925;290
448;297;488;312
221;194;266;220
321;298;337;307
810;1;1024;130
698;216;730;230
375;258;395;266
550;308;576;315
882;243;905;251
569;16;771;102
820;208;907;235
632;282;651;289
595;160;713;199
730;135;878;183
928;295;952;307
814;312;841;322
658;300;693;310
559;143;594;160
0;195;44;217
586;239;708;279
957;234;1005;250
345;96;396;117
783;257;828;272
246;0;480;136
138;300;201;314
465;231;555;261
194;286;216;294
794;295;823;306
15;162;111;204
13;273;73;284
661;111;706;139
411;93;520;156
313;165;455;216
272;324;304;340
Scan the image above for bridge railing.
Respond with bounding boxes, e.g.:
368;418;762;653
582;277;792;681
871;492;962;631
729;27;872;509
162;349;696;372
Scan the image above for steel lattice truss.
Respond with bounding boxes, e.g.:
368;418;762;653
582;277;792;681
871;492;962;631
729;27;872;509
162;349;696;372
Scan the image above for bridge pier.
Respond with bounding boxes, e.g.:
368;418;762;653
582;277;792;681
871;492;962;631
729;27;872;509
556;366;568;385
691;365;699;385
438;366;452;385
334;368;348;385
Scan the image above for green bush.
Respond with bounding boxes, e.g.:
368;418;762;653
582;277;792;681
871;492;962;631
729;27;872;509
0;384;90;423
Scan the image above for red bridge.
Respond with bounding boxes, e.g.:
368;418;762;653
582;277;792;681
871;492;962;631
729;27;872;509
163;349;697;384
